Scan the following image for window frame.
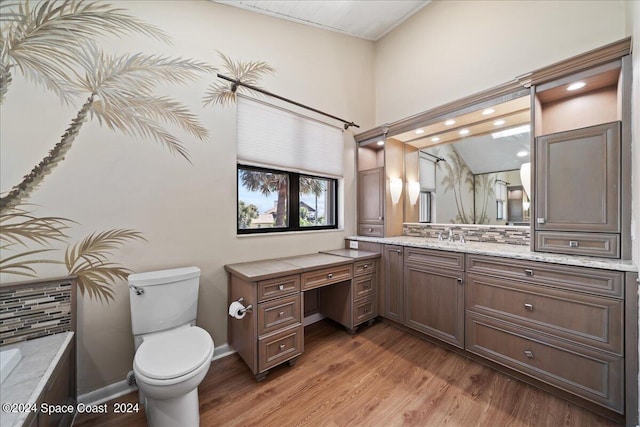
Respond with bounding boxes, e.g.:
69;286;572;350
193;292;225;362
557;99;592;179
237;164;339;235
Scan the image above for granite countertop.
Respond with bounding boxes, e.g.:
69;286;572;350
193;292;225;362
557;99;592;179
348;235;638;273
320;248;380;261
0;332;74;427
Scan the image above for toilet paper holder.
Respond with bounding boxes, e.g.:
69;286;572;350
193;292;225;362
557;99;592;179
236;298;253;314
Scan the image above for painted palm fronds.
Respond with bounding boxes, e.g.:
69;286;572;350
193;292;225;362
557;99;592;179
0;43;214;212
203;51;275;107
439;148;474;224
65;229;146;302
0;205;71;276
0;0;169;104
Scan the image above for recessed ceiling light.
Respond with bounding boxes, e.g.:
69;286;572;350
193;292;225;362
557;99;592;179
444;119;456;126
459;129;470;135
517;150;529;157
567;81;586;91
431;137;440;142
482;108;495;115
415;129;424;134
493;119;506;126
376;140;384;146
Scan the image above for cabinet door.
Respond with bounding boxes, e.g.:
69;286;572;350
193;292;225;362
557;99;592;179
404;263;464;348
535;121;620;233
383;245;404;323
358;167;384;224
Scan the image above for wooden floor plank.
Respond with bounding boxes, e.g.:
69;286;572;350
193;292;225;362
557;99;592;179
75;320;621;427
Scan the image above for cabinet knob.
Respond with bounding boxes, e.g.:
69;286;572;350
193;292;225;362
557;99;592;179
279;344;286;350
278;284;285;291
524;303;534;311
368;228;373;232
363;264;368;269
569;240;579;248
524;350;534;359
524;269;534;277
278;311;284;317
378;217;382;220
364;308;369;313
537;218;545;224
396;250;402;254
456;278;463;284
327;273;333;279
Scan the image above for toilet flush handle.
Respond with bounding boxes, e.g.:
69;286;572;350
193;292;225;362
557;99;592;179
129;284;145;296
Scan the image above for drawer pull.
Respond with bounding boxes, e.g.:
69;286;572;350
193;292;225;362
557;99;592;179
368;228;373;232
279;344;286;350
396;250;402;254
364;308;369;313
278;311;284;317
364;284;371;290
456;278;463;284
327;273;333;279
278;285;285;291
524;303;534;311
363;264;369;269
569;240;579;248
524;269;534;277
524;350;534;359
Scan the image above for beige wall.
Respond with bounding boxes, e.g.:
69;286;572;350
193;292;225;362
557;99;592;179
375;0;628;124
0;1;374;394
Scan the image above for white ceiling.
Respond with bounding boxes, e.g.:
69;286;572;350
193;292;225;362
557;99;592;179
213;0;430;41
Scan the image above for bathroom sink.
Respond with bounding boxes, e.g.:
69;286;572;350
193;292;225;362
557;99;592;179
0;348;22;384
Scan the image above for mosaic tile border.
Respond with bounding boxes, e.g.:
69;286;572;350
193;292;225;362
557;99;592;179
403;223;531;246
0;278;75;346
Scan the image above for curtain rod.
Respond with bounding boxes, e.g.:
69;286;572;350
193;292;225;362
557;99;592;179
217;74;359;130
420;151;446;163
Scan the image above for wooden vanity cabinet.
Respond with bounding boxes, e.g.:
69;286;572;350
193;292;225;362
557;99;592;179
532;55;631;259
358;167;384;237
465;254;625;413
403;248;465;348
382;244;404;323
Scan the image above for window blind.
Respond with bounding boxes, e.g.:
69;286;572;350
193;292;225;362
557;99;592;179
237;96;344;177
419;154;437;191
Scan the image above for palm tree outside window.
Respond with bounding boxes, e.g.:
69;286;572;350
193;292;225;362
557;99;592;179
237;165;337;233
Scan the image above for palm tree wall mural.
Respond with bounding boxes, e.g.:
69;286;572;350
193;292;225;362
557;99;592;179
437;147;474;224
0;0;273;301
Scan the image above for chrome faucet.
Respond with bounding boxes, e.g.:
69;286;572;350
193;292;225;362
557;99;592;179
459;232;465;243
437;231;443;241
446;227;453;242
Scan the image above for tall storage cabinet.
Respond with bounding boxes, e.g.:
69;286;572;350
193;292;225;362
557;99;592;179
532;55;631;259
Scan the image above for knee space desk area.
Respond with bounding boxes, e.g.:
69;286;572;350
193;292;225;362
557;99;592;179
225;249;379;381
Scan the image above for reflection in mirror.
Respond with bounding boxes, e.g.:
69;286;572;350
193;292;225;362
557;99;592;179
401;95;531;225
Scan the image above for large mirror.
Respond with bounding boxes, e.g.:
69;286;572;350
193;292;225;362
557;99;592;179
398;95;532;225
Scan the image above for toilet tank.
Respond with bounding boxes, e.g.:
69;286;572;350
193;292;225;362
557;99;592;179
129;266;201;336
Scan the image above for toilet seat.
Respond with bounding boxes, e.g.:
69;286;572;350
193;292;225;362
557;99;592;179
134;326;213;380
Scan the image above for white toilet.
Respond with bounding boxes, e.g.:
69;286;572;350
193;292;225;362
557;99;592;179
129;266;214;427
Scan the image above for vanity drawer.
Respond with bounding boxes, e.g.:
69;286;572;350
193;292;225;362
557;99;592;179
466;313;623;413
404;247;464;270
536;231;620;258
353;295;377;325
353;274;376;300
359;223;384;237
465;254;623;298
258;324;303;372
258;294;302;337
466;274;623;354
301;264;353;291
257;275;300;302
354;259;376;276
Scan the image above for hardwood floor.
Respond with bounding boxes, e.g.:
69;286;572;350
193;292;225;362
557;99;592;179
75;320;620;426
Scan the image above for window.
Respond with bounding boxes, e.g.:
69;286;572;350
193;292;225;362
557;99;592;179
237;165;337;234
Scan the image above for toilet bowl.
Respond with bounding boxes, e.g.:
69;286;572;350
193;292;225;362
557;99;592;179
134;327;214;427
128;266;213;427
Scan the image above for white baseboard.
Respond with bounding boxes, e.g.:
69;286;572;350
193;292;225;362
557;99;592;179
78;344;236;405
303;312;325;326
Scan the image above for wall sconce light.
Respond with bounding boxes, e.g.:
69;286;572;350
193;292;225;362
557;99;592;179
390;178;403;204
408;181;420;205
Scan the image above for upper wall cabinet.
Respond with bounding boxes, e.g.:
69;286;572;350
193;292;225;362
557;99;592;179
531;42;631;259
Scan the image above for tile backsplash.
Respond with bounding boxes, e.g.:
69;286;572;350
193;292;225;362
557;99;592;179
403;223;531;246
0;278;74;345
